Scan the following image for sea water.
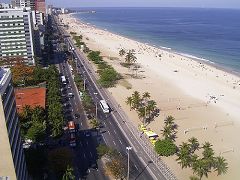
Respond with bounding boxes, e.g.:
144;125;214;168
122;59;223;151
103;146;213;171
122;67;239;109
72;7;240;73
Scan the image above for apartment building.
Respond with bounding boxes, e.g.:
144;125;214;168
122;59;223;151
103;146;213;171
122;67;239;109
0;7;35;65
0;68;28;180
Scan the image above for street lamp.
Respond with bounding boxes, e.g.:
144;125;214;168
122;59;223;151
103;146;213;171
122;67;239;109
126;146;132;180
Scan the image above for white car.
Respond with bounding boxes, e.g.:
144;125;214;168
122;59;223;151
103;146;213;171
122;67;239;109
68;92;74;97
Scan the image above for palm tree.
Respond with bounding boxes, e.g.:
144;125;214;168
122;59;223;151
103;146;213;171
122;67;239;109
161;126;173;140
142;92;151;101
188;137;200;153
213;156;228;176
126;96;133;110
131;91;141;110
125;49;137;64
164;116;175;127
119;48;126;57
202;142;215;169
192;159;210;180
176;142;192;169
137;107;146;123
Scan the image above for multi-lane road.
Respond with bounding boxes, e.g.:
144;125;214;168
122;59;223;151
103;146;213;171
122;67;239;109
51;14;174;180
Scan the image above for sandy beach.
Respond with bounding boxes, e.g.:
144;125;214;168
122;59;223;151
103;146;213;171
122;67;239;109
60;14;240;180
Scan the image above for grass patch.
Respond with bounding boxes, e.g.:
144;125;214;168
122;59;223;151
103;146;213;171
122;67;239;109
119;79;132;89
120;62;132;68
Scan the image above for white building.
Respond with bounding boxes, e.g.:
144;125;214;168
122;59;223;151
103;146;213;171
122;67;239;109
0;68;28;180
0;7;35;65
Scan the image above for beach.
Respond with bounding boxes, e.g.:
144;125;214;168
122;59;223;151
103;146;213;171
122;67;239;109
60;14;240;179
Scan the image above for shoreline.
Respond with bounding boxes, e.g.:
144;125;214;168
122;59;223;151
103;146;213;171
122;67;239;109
71;12;240;78
61;13;240;180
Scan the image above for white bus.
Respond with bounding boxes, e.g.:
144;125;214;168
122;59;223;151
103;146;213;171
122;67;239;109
61;75;67;85
99;100;110;113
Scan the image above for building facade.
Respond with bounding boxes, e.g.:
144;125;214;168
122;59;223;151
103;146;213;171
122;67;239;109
35;0;45;15
11;0;35;10
0;7;35;65
0;68;28;180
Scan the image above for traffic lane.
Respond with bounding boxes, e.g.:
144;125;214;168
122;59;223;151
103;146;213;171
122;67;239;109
68;46;151;178
59;55;104;180
54;20;108;180
63;27;155;179
63;63;108;180
100;112;152;180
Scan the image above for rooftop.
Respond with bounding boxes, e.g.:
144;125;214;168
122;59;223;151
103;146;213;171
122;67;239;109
14;87;46;113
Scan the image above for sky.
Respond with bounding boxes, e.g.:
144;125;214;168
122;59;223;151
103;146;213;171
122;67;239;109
2;0;240;9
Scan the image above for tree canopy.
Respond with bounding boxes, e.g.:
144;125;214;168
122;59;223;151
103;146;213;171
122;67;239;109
154;139;177;157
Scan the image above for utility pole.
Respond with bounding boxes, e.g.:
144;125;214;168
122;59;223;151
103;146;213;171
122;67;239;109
126;146;132;180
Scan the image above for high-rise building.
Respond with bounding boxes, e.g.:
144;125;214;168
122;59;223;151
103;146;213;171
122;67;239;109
35;0;45;15
0;68;28;180
11;0;35;10
0;7;35;65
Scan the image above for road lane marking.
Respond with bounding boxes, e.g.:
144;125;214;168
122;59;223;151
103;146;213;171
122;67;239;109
83;153;86;159
134;165;139;171
102;135;107;144
113;141;116;146
90;152;93;158
113;130;117;134
119;139;123;145
108;131;111;135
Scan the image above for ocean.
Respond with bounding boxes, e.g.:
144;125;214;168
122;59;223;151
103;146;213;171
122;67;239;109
72;7;240;73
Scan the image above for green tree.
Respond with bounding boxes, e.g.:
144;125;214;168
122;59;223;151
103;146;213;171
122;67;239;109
97;144;111;158
188;137;200;153
131;91;141;109
176;142;192;169
213;156;228;176
154;139;176;157
99;67;119;88
62;166;75;180
161;116;177;141
146;100;157;118
126;96;133;110
142;92;151;101
192;158;210;180
26;121;46;142
125;49;137;64
87;51;102;64
48;147;73;178
119;48;126;57
90;118;100;129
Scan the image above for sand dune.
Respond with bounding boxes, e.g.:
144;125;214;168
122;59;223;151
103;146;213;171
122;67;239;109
60;14;240;180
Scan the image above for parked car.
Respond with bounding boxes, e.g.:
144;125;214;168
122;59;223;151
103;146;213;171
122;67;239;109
69;133;76;147
74;113;80;119
68;92;74;98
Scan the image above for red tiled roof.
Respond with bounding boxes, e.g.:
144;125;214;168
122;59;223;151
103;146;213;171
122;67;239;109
14;87;46;113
